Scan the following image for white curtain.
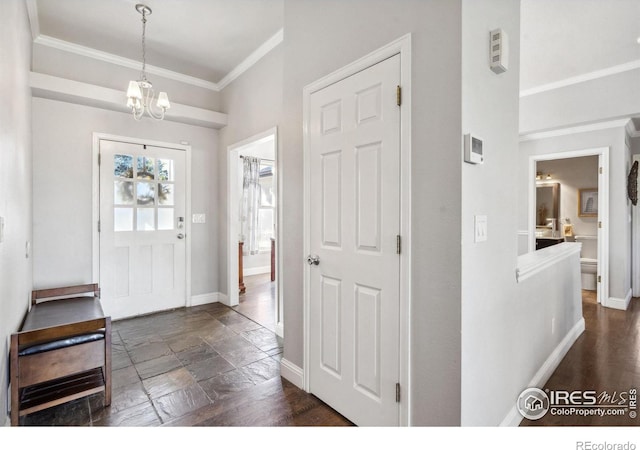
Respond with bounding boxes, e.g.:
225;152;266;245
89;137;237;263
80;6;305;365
239;156;261;254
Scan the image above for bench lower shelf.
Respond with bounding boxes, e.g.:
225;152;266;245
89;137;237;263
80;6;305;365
18;368;106;417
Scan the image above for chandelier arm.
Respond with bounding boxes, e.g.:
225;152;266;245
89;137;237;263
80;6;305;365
143;86;166;120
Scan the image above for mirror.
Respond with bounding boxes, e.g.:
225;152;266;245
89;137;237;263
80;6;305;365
536;183;560;238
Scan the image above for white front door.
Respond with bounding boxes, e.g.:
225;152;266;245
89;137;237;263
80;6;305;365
307;54;401;426
99;139;187;320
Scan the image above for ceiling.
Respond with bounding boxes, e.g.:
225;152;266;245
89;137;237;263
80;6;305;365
33;0;284;85
30;1;640;95
520;0;640;91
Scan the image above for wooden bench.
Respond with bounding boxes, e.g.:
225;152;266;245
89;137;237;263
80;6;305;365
10;283;111;425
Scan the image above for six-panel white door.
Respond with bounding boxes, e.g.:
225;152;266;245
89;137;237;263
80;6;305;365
308;54;401;426
99;140;186;320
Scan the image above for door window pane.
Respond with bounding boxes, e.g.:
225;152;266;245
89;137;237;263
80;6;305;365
114;154;133;178
137;182;155;206
158;208;174;230
114;180;134;205
158;159;174;181
137;156;155;180
158;183;174;205
137;208;155;231
114;208;133;232
110;152;179;234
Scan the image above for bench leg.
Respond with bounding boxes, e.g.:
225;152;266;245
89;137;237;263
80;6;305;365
10;334;19;426
104;318;112;406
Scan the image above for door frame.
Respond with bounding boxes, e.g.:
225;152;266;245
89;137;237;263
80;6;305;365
302;34;412;426
528;147;610;307
632;153;640;297
92;132;193;308
227;127;282;337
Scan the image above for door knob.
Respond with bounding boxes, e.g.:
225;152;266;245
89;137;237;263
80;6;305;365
177;233;185;239
307;254;320;266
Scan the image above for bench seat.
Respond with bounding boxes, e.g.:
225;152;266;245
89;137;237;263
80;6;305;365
10;284;111;425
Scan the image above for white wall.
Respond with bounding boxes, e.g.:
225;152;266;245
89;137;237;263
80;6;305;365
460;0;524;426
631;135;640;155
32;98;219;298
519;127;632;302
537;156;599;238
218;44;283;295
0;0;33;426
282;0;463;426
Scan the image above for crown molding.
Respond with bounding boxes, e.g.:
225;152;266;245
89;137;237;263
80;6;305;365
520;59;640;98
34;35;221;92
520;118;631;142
25;0;40;41
217;28;283;90
626;118;640;138
30;72;228;129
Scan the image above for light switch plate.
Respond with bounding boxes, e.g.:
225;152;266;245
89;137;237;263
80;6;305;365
192;213;206;224
474;215;488;243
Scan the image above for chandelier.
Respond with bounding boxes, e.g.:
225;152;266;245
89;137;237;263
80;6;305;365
126;4;170;121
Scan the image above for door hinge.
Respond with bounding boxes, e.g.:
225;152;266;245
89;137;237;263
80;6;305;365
98;153;101;166
396;235;401;254
396;85;402;106
97;220;101;233
599;167;603;175
598;275;602;283
396;383;401;403
598;221;602;229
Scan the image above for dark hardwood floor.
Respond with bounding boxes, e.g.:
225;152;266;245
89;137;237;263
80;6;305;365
19;285;638;427
234;273;276;332
521;290;640;426
19;300;352;426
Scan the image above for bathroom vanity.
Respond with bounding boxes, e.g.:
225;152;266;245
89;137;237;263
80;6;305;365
536;237;565;250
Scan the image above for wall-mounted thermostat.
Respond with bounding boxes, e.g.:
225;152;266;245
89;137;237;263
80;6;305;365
490;28;508;74
464;134;484;164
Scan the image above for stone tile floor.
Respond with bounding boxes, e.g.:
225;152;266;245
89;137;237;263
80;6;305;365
19;301;349;426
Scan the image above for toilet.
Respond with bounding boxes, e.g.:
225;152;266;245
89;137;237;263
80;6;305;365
575;235;597;290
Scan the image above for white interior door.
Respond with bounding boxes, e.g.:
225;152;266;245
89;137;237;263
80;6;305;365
308;54;401;426
99;140;186;320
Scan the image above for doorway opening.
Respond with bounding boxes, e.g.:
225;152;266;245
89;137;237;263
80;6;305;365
228;128;282;337
529;147;609;306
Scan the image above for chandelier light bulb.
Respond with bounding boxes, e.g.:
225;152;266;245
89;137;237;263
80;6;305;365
156;92;171;110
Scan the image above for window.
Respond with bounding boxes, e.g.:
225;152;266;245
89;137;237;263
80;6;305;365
257;161;275;252
113;154;175;232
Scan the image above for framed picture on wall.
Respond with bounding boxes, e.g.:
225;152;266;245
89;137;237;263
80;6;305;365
579;188;598;217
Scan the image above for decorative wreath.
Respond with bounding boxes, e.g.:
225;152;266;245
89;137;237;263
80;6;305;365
628;160;638;206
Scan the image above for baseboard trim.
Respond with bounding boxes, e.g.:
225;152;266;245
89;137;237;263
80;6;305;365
217;292;230;307
280;358;304;390
191;292;227;306
243;266;271;277
607;289;632;310
500;317;586;426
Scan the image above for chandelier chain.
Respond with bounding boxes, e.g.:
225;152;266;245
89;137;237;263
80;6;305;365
140;9;147;81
